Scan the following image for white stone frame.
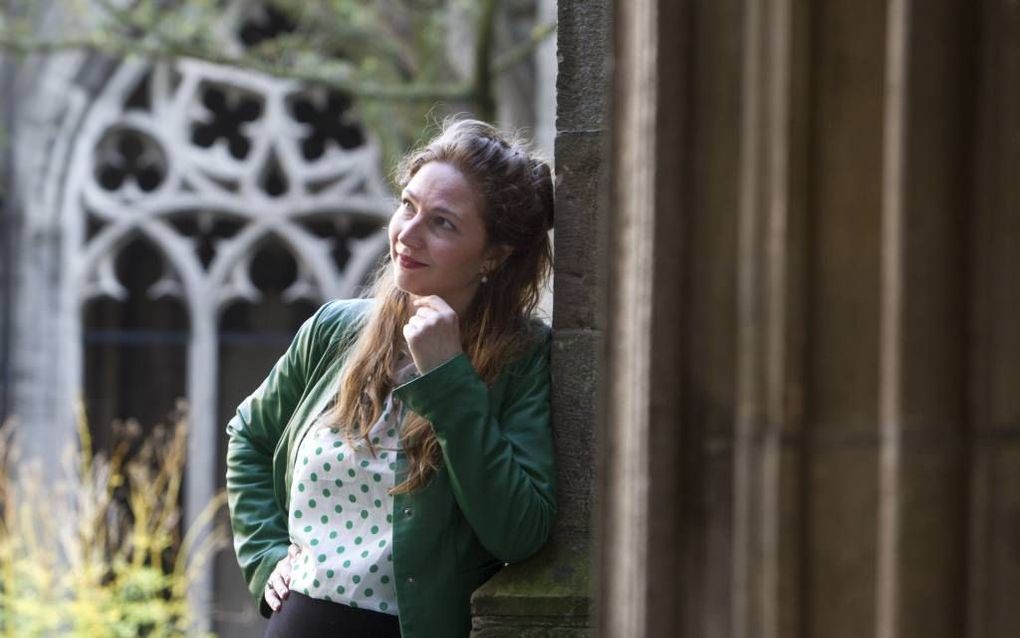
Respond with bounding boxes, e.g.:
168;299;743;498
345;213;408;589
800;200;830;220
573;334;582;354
58;55;393;627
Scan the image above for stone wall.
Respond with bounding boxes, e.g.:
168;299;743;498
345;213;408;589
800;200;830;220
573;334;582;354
469;0;608;635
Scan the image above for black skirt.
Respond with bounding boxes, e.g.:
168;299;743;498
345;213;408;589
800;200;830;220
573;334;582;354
264;591;402;638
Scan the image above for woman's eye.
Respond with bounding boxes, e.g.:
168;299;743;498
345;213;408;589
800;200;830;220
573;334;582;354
434;217;456;230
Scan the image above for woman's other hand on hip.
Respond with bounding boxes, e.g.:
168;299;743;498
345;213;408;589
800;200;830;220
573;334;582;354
265;544;299;612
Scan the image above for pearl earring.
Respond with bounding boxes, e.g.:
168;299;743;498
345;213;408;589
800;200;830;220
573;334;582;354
481;272;489;284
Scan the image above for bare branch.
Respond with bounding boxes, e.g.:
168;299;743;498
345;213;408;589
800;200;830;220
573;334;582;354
473;0;499;121
271;0;418;78
493;20;555;75
0;0;550;112
0;31;473;102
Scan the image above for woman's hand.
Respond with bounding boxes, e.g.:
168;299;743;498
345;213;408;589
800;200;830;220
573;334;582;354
403;296;463;374
265;544;299;612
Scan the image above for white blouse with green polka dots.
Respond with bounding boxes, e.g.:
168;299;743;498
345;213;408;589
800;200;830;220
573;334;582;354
287;359;417;615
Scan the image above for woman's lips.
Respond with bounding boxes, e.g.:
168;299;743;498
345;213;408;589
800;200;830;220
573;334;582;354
398;254;427;269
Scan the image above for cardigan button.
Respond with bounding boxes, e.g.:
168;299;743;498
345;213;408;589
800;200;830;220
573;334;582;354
402;507;413;518
406;576;416;584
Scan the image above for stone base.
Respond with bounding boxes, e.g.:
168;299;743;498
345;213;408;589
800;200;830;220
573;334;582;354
470;540;593;637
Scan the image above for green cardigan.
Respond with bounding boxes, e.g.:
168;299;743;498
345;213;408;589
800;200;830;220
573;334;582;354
225;298;556;638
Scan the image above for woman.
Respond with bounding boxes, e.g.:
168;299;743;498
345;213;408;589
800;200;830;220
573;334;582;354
225;117;557;638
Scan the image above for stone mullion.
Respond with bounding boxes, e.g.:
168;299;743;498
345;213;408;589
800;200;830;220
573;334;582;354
122;208;219;633
185;302;218;635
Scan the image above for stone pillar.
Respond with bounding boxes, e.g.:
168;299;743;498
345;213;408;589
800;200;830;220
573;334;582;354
604;0;1017;637
469;0;607;635
9;47;98;471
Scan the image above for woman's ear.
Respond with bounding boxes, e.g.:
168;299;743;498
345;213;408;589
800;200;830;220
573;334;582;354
483;244;513;272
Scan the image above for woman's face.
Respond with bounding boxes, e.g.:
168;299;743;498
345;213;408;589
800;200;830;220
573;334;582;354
388;161;502;315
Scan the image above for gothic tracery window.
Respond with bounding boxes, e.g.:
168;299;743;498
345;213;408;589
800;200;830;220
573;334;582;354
70;4;394;633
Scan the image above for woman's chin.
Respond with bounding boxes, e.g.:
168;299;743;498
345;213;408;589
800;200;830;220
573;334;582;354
394;273;432;297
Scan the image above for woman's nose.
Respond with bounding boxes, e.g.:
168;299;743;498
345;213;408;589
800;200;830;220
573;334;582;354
397;214;424;247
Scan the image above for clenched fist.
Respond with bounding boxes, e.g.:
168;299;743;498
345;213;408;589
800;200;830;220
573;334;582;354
403;296;463;375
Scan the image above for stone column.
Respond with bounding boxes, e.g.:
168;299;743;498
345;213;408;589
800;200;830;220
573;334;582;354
604;0;1016;637
469;0;608;635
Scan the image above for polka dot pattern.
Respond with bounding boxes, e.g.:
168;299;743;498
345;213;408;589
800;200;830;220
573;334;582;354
288;363;415;616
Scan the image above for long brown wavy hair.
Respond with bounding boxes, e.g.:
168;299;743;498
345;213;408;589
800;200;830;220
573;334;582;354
319;117;555;495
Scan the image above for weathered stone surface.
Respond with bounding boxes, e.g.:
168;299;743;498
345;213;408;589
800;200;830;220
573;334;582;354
553;131;606;331
556;0;610;133
473;0;604;633
549;328;598;539
471;540;592;633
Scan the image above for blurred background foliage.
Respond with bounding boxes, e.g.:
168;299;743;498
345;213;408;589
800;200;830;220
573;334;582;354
0;0;554;172
0;405;225;637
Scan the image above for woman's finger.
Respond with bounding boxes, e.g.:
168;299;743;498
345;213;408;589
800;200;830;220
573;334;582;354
412;295;454;315
414;303;439;315
411;294;439;307
269;570;289;600
265;586;281;611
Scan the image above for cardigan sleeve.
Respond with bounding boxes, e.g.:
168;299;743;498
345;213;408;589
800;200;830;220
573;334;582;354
224;300;339;618
393;327;556;563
